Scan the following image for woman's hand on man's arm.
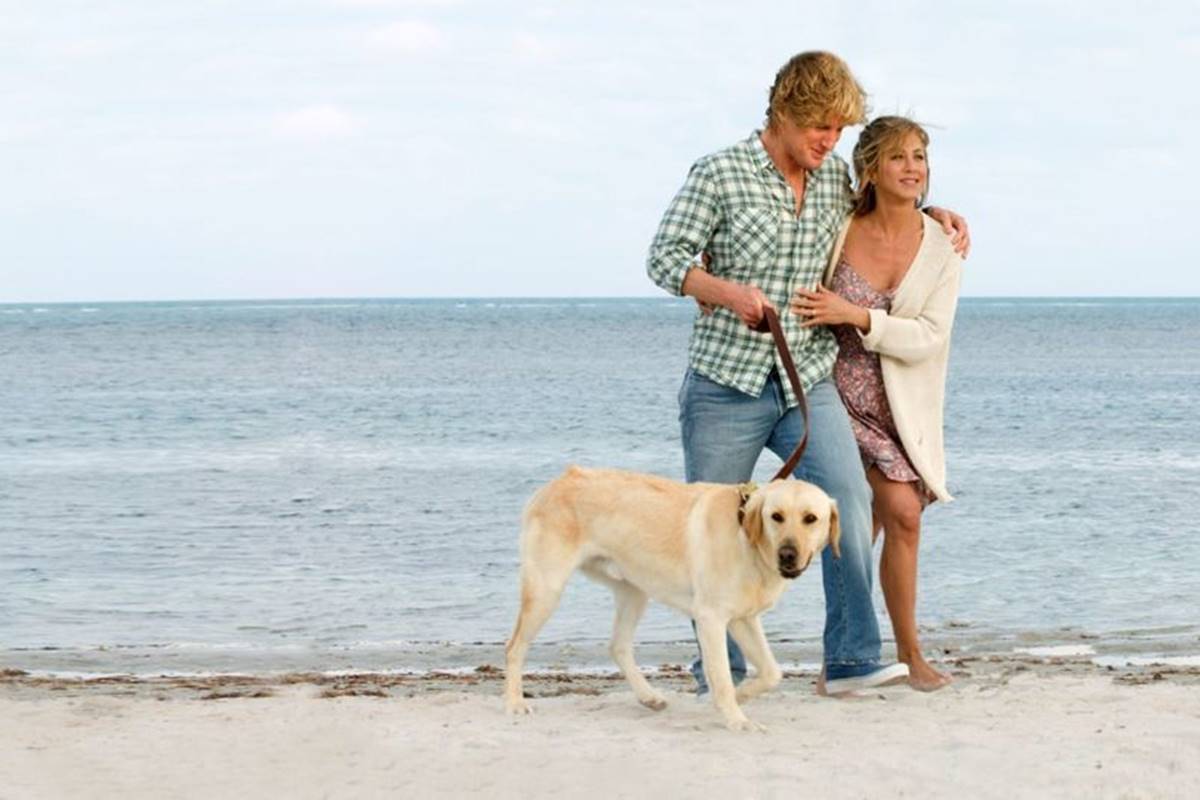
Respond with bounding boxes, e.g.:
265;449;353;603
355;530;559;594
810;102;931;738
791;285;870;331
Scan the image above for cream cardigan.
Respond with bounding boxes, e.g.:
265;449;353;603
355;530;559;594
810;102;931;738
823;213;963;502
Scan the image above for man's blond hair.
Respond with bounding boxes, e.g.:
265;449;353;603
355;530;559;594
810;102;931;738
766;51;867;129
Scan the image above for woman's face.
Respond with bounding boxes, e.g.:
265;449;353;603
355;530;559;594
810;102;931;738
873;131;928;205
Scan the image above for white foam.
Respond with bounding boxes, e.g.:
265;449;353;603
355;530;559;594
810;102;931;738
220;303;365;311
1092;655;1200;668
1013;645;1097;657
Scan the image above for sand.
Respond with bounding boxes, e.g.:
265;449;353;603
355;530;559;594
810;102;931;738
2;657;1199;799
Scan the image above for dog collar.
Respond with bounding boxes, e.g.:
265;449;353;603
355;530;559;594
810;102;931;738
736;481;758;524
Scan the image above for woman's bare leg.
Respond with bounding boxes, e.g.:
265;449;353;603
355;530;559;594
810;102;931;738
867;466;951;692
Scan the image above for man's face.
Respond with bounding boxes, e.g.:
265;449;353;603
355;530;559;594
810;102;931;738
777;116;847;171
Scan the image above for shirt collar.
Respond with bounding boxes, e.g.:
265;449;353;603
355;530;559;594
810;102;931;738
748;130;775;174
749;129;834;184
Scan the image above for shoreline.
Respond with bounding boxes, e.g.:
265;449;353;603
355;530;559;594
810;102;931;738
5;651;1200;697
5;628;1200;680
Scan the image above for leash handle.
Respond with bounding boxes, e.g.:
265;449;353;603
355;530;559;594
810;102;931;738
754;306;810;481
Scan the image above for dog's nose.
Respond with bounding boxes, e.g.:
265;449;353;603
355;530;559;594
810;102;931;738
779;544;798;567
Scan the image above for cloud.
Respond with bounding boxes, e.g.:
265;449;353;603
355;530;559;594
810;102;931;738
365;20;445;54
501;114;564;141
332;0;460;6
512;32;561;63
43;36;127;60
273;105;361;141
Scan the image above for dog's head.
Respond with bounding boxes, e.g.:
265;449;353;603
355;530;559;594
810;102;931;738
740;480;840;579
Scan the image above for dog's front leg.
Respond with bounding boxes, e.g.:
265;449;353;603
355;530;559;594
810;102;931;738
730;616;782;703
695;614;764;732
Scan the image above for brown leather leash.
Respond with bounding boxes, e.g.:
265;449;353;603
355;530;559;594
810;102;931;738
754;306;810;481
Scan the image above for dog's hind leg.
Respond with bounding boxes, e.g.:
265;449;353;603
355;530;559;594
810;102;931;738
729;616;782;703
607;582;667;711
578;563;666;710
504;549;575;715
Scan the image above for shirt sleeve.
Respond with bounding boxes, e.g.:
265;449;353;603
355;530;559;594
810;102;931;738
646;160;721;297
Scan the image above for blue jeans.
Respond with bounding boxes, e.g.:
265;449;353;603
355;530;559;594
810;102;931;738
678;369;881;691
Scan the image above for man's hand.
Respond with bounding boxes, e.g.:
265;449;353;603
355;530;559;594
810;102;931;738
926;207;970;258
681;258;772;329
729;283;774;329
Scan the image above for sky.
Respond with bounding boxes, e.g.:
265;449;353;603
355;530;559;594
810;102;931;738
3;0;1198;302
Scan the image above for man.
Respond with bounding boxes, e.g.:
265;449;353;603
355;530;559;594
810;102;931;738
647;51;968;696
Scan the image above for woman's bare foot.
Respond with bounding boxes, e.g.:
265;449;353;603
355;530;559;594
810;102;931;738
904;656;953;692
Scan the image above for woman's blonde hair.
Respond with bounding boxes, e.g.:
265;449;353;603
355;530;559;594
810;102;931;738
851;116;930;216
766;51;867;129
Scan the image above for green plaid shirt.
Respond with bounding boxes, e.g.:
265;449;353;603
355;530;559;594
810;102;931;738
647;131;853;407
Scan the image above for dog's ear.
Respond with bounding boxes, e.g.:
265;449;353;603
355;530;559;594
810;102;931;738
827;500;841;558
740;491;765;546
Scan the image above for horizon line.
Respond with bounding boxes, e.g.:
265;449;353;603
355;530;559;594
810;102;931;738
4;294;1199;306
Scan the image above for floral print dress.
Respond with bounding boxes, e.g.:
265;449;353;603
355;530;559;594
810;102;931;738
830;257;935;506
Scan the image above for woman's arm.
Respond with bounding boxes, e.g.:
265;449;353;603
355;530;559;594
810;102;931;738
859;258;963;364
791;255;963;364
790;285;871;331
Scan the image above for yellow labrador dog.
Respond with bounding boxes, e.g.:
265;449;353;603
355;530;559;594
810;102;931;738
504;466;839;731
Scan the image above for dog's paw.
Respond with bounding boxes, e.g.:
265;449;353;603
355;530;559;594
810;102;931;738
725;716;767;733
505;698;533;716
637;693;668;711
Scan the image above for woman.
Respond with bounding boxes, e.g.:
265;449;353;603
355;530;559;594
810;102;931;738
791;116;963;691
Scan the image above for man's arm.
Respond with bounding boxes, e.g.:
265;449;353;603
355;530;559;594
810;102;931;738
924;207;971;257
647;161;773;328
647;161;722;296
681;267;773;329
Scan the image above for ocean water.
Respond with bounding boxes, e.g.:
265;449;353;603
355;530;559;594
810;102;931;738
2;298;1198;676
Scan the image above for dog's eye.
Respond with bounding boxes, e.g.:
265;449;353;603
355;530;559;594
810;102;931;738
803;513;818;524
771;512;784;523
